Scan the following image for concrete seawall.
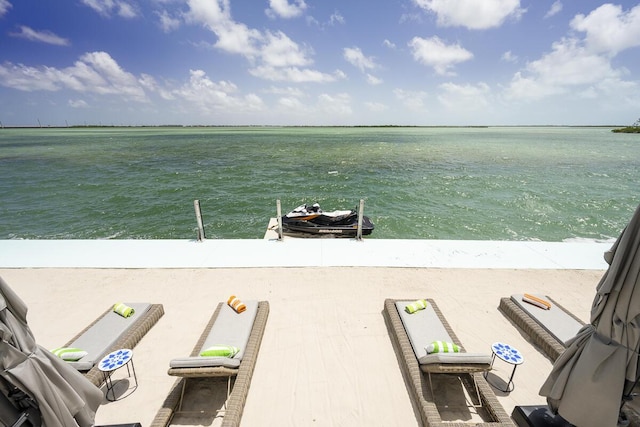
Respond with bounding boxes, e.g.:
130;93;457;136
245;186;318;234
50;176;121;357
0;239;612;269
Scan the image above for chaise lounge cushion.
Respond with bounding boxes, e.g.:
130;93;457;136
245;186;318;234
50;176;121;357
66;303;152;371
169;356;241;369
383;298;513;427
510;294;582;344
395;301;492;366
169;300;258;369
420;352;493;365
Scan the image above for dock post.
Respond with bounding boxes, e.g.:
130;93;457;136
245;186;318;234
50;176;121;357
356;199;365;240
276;199;283;241
194;199;205;242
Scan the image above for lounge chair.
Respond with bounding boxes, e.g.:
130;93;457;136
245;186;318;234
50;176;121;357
383;298;514;427
150;300;269;427
498;294;584;361
61;303;164;387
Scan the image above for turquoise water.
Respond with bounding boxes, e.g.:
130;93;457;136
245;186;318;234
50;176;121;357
0;126;638;241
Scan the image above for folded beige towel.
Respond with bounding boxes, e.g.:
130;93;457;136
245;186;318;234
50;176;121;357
523;294;551;310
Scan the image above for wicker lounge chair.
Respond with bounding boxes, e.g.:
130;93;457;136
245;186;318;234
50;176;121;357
62;303;165;387
150;300;269;427
501;297;640;426
498;295;584;362
383;298;514;427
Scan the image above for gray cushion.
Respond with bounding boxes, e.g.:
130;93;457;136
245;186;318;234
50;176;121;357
395;300;491;366
419;352;492;365
170;300;258;369
396;301;453;361
66;303;151;371
511;294;583;344
169;356;241;369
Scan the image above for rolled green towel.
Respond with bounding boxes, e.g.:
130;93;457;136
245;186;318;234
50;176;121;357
200;345;240;358
405;299;428;314
113;302;135;318
51;347;88;361
426;341;460;354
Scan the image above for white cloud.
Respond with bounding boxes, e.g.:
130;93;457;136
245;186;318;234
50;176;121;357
366;74;382;85
138;73;157;90
383;39;396;49
68;99;89;108
81;0;138;18
186;0;334;84
278;96;306;110
117;1;136;18
343;47;377;72
260;31;312;68
333;69;347;80
264;86;304;97
408;36;473;75
317;93;352;115
505;3;640;106
0;51;147;102
394;88;428;110
414;0;525;29
307;10;345;28
173;69;265;113
266;0;307;19
329;11;345;25
505;38;622;101
400;12;423;24
544;1;562;19
186;0;261;57
570;3;640;55
248;65;340;83
10;26;70;46
365;101;387;112
506;71;564;100
77;52;147;100
0;64;57;91
501;50;517;63
437;82;491;111
138;73;174;100
0;0;12;17
156;9;181;32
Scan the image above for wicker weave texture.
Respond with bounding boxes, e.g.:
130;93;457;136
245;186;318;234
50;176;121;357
64;303;165;388
499;296;640;427
150;301;269;427
498;297;583;362
383;298;514;427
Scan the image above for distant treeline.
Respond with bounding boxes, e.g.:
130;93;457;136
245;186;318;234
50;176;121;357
612;127;640;133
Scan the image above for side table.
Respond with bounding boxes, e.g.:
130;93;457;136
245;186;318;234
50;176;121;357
98;349;138;401
485;342;524;392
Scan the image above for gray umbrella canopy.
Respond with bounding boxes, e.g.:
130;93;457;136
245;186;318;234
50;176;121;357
540;204;640;427
0;276;103;427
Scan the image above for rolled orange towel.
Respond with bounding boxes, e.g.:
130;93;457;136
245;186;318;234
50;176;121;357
227;295;246;313
523;293;551;310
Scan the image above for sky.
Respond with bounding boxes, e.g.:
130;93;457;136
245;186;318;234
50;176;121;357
0;0;639;126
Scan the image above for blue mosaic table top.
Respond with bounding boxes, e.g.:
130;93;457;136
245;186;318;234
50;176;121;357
99;348;133;372
491;342;524;365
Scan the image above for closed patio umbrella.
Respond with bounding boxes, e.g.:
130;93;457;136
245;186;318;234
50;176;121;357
0;276;103;426
540;203;640;427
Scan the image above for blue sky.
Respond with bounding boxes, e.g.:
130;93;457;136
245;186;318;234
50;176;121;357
0;0;639;126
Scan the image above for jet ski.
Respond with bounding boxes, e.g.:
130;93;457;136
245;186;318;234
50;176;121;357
281;203;374;237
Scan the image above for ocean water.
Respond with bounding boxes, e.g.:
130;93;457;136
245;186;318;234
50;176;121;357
0;126;638;241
